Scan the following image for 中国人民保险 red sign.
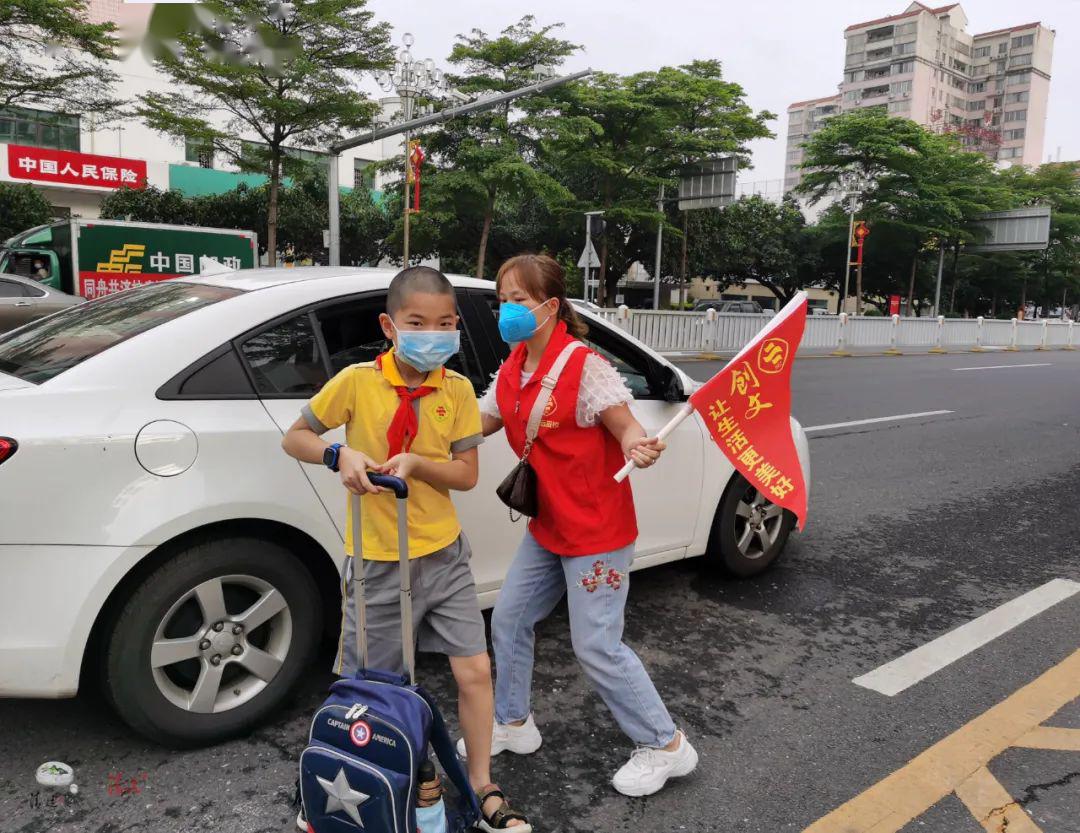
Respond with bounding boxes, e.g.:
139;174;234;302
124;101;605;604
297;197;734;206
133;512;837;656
688;293;809;528
7;145;147;190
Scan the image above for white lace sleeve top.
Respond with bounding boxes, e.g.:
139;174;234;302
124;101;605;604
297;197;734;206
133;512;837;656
478;353;635;428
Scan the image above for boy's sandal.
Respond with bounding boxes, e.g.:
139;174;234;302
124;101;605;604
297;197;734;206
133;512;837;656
477;784;532;833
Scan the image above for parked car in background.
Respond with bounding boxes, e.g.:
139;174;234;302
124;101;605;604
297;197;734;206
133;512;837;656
693;299;765;314
0;267;809;747
0;272;83;334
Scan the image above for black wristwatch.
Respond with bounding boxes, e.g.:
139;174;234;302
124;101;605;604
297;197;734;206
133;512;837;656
323;442;343;472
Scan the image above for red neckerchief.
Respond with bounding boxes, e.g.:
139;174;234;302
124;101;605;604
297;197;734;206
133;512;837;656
376;353;443;456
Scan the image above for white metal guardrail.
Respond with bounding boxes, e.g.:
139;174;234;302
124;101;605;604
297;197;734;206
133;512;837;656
596;308;1078;355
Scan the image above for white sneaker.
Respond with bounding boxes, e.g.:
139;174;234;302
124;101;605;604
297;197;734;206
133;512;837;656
456;713;543;759
611;731;698;797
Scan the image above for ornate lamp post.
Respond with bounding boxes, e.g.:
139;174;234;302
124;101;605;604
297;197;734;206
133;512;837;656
838;170;867;314
376;34;451;264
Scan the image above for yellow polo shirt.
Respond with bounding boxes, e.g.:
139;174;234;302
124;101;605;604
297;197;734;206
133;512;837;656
301;350;483;561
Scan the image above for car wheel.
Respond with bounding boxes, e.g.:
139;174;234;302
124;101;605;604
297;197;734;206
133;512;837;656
104;535;322;748
706;473;795;577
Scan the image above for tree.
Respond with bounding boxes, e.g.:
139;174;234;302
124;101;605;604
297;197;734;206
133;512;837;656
677;195;819;305
536;61;773;305
0;182;55;241
137;0;392;266
798;110;1013;313
0;0;122;115
100;186;198;225
417;16;578;277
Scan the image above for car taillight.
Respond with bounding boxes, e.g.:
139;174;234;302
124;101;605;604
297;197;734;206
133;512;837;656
0;437;17;465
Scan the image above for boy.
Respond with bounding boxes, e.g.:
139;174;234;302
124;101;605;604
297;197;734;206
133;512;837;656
282;266;529;832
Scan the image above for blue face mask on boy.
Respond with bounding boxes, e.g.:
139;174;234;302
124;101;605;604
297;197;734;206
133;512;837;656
498;300;554;344
392;323;460;373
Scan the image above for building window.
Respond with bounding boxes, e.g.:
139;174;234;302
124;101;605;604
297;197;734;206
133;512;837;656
894;60;914;74
184;138;214;169
890;80;912;95
998;43;1008;54
992;95;1003;108
949;95;966;109
1003;109;1027;122
888;100;910;113
1011;53;1032;68
1006;71;1031;86
973;45;991;58
1004;127;1026;140
967;99;986;111
999;146;1023;159
894;41;915;55
0;107;80;151
972;64;989;77
1006;90;1029;104
1012;34;1034;49
968;81;985;93
896;22;917;36
353;158;375;189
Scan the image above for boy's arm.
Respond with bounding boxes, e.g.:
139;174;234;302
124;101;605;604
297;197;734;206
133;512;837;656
281;417;383;494
481;413;504;436
376;447;479;491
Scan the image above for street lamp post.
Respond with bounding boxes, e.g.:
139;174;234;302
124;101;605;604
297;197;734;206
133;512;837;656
838;171;866;315
376;34;450;265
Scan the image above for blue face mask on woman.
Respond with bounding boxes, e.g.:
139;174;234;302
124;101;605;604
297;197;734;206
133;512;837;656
498;300;554;344
392;323;461;373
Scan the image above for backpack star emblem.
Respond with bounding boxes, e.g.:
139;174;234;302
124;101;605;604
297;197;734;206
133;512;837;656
317;767;370;827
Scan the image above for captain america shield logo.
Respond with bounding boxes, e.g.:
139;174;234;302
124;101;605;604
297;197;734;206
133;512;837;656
349;720;373;747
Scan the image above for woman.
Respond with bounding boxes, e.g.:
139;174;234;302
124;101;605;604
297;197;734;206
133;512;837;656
464;253;697;797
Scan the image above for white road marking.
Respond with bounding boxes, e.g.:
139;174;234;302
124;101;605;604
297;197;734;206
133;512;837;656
953;363;1052;371
804;410;954;433
853;578;1080;697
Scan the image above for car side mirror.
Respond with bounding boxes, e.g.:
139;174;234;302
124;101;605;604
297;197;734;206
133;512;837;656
657;364;688;402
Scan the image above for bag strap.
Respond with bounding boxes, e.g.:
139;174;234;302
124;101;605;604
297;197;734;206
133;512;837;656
351;491;415;684
522;341;584;458
418;685;481;830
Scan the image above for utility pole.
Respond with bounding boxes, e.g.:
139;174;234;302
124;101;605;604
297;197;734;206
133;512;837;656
652;184;664;310
933;242;946;317
841;197;855;314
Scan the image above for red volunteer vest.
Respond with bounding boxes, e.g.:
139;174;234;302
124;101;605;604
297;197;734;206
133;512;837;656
495;322;638;556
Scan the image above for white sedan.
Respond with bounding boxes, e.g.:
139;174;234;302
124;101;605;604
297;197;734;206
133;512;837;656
0;267;808;747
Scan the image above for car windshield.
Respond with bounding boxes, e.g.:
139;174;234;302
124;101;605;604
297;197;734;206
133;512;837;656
0;282;241;384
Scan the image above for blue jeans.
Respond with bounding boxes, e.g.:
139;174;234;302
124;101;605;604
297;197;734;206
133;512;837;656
491;530;677;749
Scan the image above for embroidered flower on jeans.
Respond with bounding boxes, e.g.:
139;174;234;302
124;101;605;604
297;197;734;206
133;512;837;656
579;560;623;592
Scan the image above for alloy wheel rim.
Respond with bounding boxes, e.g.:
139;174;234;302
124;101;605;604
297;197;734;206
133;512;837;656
733;488;783;560
150;574;292;713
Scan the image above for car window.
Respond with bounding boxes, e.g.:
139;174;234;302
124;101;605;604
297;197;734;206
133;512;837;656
0;279;25;298
313;293;485;391
0;282;240;384
580;318;658;399
240;313;327;397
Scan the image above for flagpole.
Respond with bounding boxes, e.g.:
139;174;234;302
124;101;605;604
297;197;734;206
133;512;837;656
614;402;695;482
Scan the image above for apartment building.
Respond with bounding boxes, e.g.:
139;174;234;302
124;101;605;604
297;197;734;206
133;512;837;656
785;2;1054;191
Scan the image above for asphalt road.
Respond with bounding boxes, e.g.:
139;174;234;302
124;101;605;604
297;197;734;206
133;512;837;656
3;350;1080;833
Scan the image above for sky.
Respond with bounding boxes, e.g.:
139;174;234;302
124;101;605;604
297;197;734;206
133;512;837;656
365;0;1080;185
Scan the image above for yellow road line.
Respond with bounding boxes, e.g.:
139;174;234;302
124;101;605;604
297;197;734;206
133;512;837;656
1015;725;1080;752
955;766;1043;833
805;649;1080;833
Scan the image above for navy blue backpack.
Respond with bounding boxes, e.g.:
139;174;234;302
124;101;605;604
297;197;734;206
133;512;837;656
300;477;481;833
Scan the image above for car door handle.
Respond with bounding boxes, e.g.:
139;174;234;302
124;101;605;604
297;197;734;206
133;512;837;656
13;301;31;307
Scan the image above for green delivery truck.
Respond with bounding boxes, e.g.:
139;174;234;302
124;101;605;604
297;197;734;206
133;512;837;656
0;219;258;299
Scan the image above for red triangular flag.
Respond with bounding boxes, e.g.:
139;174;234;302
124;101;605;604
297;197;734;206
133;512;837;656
688;293;808;529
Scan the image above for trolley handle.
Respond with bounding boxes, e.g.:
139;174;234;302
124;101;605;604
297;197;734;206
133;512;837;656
368;472;408;499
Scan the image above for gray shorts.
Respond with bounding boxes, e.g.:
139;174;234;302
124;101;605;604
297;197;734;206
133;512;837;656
332;533;488;677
